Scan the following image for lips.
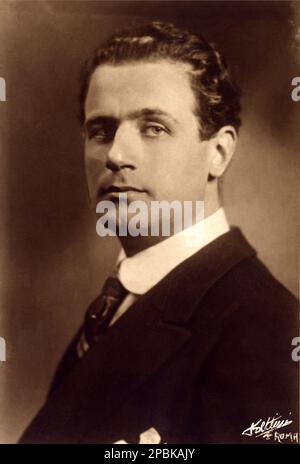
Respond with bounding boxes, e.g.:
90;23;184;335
100;185;145;195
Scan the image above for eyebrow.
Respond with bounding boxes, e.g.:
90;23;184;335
84;116;116;132
127;108;179;124
84;107;179;129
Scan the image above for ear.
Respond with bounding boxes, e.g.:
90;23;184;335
208;126;238;178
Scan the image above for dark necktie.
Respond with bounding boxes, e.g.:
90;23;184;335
77;275;128;357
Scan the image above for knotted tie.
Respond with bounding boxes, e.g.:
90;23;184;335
77;275;128;358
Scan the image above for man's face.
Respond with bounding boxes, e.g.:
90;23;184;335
84;60;214;224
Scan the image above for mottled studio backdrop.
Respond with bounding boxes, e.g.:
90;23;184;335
0;0;299;443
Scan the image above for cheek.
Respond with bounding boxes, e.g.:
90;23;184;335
160;145;211;199
162;141;209;180
181;142;211;178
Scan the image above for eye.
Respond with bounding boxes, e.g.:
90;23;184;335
88;126;115;143
141;124;168;138
91;128;109;142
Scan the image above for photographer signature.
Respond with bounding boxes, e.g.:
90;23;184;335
242;414;293;440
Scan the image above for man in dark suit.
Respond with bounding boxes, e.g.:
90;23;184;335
19;22;299;444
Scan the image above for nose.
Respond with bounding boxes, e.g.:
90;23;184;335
106;124;136;172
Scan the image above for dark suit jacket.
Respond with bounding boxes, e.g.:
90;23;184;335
19;228;299;444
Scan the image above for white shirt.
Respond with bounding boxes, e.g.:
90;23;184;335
109;208;230;326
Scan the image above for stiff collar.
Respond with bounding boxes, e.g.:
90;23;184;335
117;208;230;295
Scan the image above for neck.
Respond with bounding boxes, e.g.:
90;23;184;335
118;235;165;257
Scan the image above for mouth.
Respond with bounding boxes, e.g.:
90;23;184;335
100;185;144;194
100;185;146;196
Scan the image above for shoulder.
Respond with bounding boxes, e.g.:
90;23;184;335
198;253;299;390
189;250;299;382
207;252;298;322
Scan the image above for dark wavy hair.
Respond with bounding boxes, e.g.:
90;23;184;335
78;21;241;140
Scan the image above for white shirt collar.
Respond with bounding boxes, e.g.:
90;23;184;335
117;208;230;295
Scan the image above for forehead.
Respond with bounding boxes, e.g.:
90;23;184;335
84;60;197;121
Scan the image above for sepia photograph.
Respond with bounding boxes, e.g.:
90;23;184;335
0;0;299;445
